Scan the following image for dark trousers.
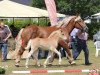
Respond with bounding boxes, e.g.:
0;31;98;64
72;38;89;64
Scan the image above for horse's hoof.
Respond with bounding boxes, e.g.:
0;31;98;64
43;65;47;68
59;62;61;65
69;61;76;65
71;61;76;65
37;64;41;67
48;63;52;66
26;66;28;68
15;64;19;67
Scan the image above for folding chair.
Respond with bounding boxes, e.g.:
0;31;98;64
94;41;100;57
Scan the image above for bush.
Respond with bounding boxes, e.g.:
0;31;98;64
87;22;100;39
0;67;6;74
4;17;49;29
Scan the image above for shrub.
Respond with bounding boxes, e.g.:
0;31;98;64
5;17;49;29
87;22;100;39
0;67;6;74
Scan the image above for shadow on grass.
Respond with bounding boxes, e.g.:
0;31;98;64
18;64;82;68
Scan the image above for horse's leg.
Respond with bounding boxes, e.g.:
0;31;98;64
59;41;76;65
44;51;52;68
53;48;62;65
33;50;41;67
15;47;25;67
25;50;34;68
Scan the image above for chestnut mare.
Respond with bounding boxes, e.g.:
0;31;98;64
15;15;88;67
25;29;67;68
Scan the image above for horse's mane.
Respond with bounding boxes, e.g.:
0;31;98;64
56;16;76;28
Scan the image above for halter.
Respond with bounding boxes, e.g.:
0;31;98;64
61;16;86;32
75;18;84;29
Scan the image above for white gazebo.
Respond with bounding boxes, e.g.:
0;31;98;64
0;0;66;17
91;12;100;23
0;0;66;59
92;12;100;17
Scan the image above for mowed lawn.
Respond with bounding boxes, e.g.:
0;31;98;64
0;40;100;75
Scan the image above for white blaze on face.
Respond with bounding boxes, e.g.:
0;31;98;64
75;16;81;22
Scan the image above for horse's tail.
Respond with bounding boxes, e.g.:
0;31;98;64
16;28;24;40
25;39;31;50
15;28;24;46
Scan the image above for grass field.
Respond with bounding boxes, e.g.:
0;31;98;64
0;40;100;75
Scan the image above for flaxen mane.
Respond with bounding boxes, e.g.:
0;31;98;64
56;16;76;28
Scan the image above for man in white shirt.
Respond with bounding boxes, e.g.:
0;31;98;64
72;29;91;65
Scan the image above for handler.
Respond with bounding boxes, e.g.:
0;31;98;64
72;29;91;65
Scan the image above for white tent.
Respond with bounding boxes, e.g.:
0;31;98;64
0;0;66;17
92;12;100;17
91;12;100;23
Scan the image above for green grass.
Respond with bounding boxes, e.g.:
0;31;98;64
0;40;100;75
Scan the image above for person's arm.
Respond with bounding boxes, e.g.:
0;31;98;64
3;25;12;42
76;30;82;37
6;32;12;39
4;32;12;42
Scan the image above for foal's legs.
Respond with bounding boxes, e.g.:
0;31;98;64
53;48;62;65
44;48;62;68
44;51;52;68
32;50;41;67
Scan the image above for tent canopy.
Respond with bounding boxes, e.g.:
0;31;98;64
0;0;66;17
92;12;100;17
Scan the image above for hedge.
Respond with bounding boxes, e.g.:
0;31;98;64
87;22;100;39
0;67;5;74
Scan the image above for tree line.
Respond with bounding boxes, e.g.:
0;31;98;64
31;0;100;19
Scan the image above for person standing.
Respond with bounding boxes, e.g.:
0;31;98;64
72;29;91;65
0;22;12;62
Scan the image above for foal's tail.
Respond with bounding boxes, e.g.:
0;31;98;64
25;39;31;50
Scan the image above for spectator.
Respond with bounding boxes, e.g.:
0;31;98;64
72;29;92;65
0;22;12;62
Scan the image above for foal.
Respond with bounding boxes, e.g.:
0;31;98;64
25;29;67;68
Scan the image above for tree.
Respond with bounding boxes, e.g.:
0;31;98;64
31;0;45;9
31;0;100;18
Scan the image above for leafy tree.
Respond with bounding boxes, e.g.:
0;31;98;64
31;0;45;9
31;0;100;18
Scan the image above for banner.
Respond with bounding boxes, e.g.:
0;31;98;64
45;0;57;26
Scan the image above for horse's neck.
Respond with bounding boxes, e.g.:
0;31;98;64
64;19;75;34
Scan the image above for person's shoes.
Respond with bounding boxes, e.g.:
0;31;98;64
1;59;6;62
85;63;92;65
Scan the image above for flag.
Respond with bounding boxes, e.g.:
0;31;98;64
45;0;57;26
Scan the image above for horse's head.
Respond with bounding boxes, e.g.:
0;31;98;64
74;15;88;32
58;29;67;40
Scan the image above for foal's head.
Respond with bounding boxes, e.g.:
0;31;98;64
74;15;88;32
